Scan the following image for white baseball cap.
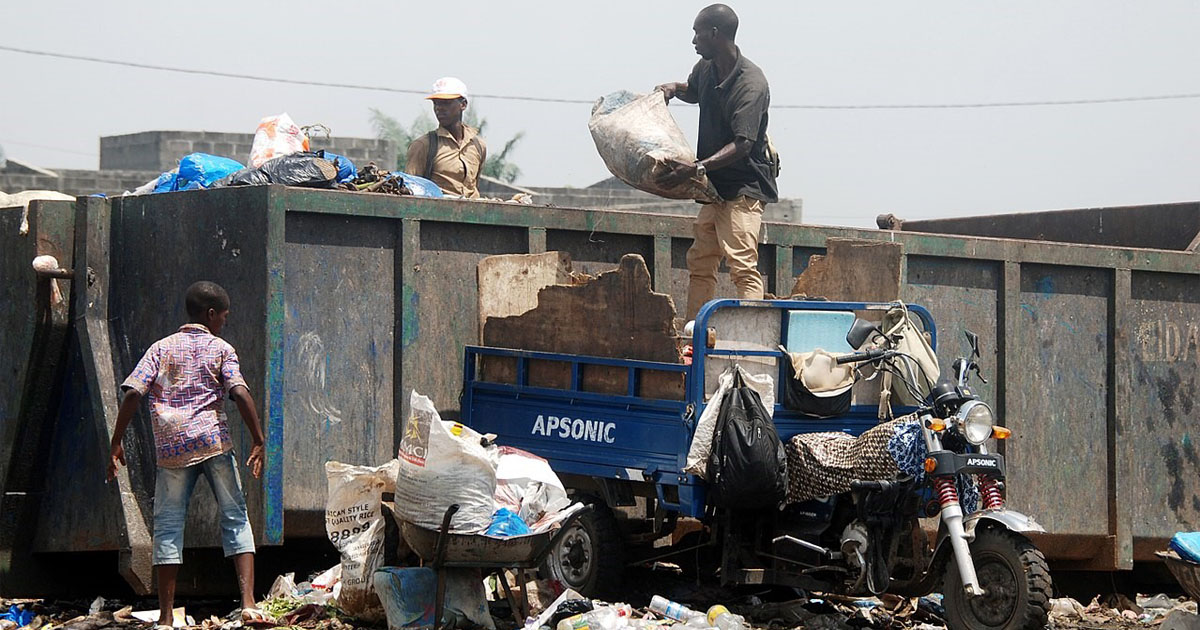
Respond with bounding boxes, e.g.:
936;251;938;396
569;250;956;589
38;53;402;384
427;77;469;100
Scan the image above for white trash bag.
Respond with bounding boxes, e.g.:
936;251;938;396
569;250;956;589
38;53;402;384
494;447;571;532
396;390;498;533
325;459;398;621
250;112;309;167
588;90;720;203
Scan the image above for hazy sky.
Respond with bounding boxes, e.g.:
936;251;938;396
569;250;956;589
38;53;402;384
3;1;1198;227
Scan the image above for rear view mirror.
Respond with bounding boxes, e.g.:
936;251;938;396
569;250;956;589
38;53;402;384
965;330;981;358
847;318;884;349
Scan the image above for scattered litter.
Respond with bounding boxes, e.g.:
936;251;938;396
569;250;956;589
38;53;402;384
131;607;191;627
338;162;443;198
216;152;340;188
0;605;33;628
527;589;585;630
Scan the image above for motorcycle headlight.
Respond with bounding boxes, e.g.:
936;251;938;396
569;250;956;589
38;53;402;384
956;401;995;445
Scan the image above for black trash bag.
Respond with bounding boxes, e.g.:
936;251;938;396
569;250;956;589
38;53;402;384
707;370;787;509
214;152;338;188
548;599;594;627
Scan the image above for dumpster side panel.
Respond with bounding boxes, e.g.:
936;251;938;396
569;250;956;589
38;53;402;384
1006;264;1111;536
407;220;529;416
0;201;75;489
904;255;1001;406
281;212;397;535
1128;270;1200;538
105;189;272;548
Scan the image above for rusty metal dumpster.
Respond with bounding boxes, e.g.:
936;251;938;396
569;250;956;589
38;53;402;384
3;187;1198;595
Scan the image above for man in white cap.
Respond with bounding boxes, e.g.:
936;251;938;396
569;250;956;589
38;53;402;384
405;77;488;198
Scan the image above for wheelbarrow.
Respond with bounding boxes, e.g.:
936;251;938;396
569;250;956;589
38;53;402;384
400;503;591;628
1157;550;1200;602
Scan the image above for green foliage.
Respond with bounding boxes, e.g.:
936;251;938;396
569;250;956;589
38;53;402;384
369;107;524;183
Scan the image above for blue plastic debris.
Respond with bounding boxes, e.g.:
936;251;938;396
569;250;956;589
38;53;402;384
1170;532;1200;564
177;153;245;189
388;172;443;198
1;604;34;627
374;567;436;630
485;508;530;537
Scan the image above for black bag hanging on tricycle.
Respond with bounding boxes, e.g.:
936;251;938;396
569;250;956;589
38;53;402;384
706;369;787;509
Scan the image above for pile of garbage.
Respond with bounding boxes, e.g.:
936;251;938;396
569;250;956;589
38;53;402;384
254;390;585;628
1048;593;1199;628
125;113;442;199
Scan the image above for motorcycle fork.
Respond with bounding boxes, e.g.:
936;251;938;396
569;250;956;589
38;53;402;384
923;418;985;597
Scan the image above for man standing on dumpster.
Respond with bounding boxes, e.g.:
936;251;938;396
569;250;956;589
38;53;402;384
406;76;488;199
657;4;778;320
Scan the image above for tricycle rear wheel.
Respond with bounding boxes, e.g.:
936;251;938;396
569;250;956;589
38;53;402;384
542;498;624;596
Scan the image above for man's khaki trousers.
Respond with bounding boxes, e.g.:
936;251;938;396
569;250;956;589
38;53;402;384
685;195;765;319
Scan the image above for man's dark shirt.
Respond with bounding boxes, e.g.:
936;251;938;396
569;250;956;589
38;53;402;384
683;49;778;203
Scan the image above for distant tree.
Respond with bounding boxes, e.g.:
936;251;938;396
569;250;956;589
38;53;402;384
369;107;524;183
0;144;6;169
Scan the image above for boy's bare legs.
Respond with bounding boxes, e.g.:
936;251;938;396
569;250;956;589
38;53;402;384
233;552;256;610
157;565;180;626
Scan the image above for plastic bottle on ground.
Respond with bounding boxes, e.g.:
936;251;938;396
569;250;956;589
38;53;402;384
649;596;707;625
706;605;745;630
555;604;632;630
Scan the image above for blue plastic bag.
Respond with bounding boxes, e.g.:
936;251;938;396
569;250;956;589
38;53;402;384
486;508;530;537
375;567;436;630
177;153;245;189
1;605;33;627
317;150;357;183
1170;532;1200;564
389;172;444;198
152;171;179;193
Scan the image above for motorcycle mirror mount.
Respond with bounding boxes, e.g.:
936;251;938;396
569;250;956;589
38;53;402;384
847;318;884;350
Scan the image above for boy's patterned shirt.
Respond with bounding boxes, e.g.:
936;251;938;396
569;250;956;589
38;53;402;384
121;324;248;468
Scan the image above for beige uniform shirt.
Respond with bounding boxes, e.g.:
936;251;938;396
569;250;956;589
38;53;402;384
405;125;487;198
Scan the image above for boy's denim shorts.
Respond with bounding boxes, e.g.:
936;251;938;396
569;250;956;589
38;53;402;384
152;450;256;565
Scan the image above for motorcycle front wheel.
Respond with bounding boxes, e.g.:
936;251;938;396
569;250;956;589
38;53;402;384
943;526;1052;630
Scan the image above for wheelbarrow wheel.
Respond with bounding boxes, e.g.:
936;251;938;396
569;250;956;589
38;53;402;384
542;498;623;597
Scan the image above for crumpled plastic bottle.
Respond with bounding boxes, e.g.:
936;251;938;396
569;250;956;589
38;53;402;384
556;604;632;630
706;605;745;630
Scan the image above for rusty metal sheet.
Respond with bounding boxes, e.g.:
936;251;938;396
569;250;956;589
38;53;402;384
281;213;397;534
1005;264;1111;536
1127;271;1200;538
405;221;529;415
904;256;1001;406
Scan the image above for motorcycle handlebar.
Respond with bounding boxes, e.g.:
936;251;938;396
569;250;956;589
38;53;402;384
836;348;892;365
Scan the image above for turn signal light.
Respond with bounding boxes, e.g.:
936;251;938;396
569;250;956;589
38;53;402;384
928;418;947;431
992;426;1012;440
924;458;937;473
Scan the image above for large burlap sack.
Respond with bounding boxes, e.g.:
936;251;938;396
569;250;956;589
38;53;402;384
588;90;720;203
325;459;399;622
395;390;498;534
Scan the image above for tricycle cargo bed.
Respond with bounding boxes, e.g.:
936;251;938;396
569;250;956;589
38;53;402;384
463;299;935;517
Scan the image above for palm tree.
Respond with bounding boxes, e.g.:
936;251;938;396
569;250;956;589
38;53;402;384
368;108;524;183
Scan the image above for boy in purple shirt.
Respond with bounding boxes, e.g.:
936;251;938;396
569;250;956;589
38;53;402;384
107;281;269;626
